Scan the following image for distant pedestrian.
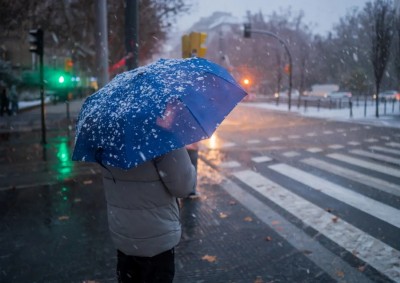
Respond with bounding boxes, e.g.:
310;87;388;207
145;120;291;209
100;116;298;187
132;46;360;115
100;148;196;283
10;85;19;115
0;83;11;116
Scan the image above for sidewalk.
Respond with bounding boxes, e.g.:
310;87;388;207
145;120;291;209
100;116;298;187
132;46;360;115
242;99;400;129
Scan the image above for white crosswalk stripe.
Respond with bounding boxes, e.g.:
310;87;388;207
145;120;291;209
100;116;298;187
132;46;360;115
269;163;400;228
233;169;400;282
327;153;400;178
369;145;400;155
201;138;400;282
350;149;400;166
301;157;400;197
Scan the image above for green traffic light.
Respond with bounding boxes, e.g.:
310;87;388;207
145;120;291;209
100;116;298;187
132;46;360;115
58;76;65;83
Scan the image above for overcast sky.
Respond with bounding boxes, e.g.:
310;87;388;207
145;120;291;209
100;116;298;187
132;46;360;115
175;0;371;35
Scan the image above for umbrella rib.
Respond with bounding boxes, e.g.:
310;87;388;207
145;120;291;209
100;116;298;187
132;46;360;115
183;102;210;139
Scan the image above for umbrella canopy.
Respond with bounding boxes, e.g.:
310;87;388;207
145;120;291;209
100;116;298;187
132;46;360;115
72;57;247;169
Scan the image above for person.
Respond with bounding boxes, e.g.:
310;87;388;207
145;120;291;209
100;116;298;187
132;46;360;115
100;147;197;283
9;85;18;115
185;142;199;198
0;83;11;117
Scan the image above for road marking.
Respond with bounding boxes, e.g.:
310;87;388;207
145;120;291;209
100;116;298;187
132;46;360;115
350;149;400;166
268;137;282;142
348;141;360;146
200;160;375;283
222;142;236;148
282;151;299;157
219;161;241;168
251;156;272;163
306;132;316;136
288;135;300;139
369;146;400;156
269;163;400;229
307;147;323;153
328;144;344;149
386;142;400;148
233;169;400;283
364;138;379;143
323;130;334;134
302;157;400;197
327;153;400;178
246;139;261;144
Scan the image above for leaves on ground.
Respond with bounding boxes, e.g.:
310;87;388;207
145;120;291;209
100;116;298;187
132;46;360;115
58;215;70;221
332;216;339;223
244;216;253;222
202;254;217;263
336;270;345;278
265;236;273;241
219;212;228;218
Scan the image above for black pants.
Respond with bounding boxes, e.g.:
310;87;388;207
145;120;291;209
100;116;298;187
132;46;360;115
117;249;175;283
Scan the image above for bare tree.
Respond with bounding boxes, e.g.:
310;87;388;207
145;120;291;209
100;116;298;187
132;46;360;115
365;0;395;117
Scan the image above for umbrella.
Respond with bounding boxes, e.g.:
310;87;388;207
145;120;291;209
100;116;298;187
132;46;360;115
72;57;247;169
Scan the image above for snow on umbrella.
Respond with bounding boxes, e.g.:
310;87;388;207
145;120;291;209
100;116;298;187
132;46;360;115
72;57;247;169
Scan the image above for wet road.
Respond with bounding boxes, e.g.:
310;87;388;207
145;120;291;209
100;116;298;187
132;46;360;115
1;102;400;282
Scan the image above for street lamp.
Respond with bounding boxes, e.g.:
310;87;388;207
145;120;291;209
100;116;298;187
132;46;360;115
243;23;293;111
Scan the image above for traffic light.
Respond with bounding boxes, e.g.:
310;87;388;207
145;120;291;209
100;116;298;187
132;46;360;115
28;29;43;56
64;58;73;72
58;75;65;84
284;64;291;74
181;35;190;58
244;23;251;38
188;32;207;58
198;32;207;58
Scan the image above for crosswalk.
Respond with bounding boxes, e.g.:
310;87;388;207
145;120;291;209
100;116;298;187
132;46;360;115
200;133;400;282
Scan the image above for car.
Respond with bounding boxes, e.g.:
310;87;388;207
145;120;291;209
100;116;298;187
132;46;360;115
274;89;300;98
327;91;352;99
378;90;400;101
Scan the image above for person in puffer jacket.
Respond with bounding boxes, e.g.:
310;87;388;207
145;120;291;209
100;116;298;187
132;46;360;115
101;147;197;283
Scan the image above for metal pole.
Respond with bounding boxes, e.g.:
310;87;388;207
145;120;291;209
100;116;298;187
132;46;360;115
95;0;109;88
40;47;46;144
125;0;139;70
248;29;293;111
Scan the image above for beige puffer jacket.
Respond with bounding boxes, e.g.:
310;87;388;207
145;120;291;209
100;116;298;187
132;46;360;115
101;148;196;257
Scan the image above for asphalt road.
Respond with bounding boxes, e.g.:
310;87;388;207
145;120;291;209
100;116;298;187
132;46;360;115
1;101;400;282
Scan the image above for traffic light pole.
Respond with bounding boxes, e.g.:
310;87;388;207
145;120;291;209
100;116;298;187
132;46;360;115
244;27;293;111
39;50;46;144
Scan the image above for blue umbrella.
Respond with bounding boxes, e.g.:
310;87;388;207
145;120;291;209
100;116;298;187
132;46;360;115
72;57;247;169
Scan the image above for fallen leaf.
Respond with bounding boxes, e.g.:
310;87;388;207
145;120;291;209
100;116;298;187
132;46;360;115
271;220;280;225
332;216;339;223
358;265;366;272
336;270;345;278
83;180;93;185
254;276;264;283
202;254;217;263
325;208;333;213
229;200;237;205
58;215;70;221
302;249;313;255
219;212;228;219
265;236;273;241
244;216;253;222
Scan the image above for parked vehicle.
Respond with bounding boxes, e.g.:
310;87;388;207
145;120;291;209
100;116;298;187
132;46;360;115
378;90;400;101
274;89;300;98
327;91;352;99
